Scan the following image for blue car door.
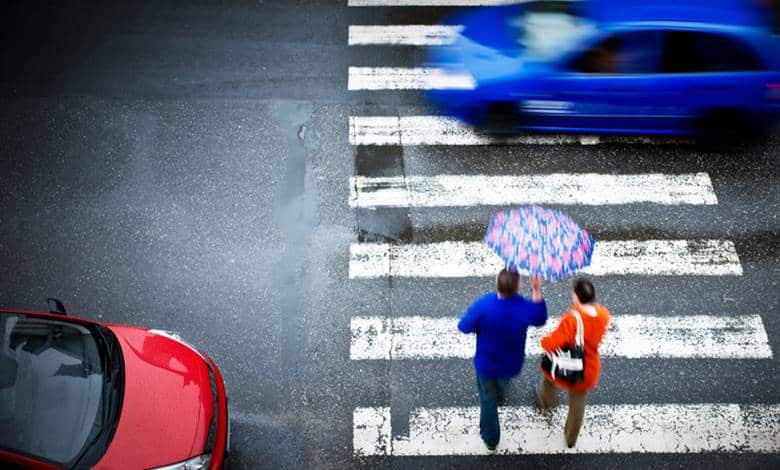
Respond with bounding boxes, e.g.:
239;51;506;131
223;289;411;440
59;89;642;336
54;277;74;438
655;29;773;132
531;30;677;134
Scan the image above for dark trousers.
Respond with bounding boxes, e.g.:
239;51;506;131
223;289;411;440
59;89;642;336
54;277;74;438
538;375;588;447
476;372;510;447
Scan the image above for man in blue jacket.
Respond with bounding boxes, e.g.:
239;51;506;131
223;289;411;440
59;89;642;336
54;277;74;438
458;268;547;452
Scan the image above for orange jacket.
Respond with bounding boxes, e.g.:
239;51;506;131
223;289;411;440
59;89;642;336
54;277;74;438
540;303;610;393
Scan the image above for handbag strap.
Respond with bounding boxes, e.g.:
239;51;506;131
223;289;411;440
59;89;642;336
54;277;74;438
571;310;584;347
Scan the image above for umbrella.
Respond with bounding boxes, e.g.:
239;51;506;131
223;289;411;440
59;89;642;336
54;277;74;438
484;205;595;281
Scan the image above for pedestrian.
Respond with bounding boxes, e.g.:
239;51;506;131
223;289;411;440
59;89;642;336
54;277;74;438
458;268;547;452
537;277;610;448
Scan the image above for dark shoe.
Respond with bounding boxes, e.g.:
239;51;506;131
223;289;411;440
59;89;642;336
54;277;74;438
483;440;497;453
567;441;576;448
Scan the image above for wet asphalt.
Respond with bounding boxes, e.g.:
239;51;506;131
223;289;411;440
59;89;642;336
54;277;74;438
0;1;779;469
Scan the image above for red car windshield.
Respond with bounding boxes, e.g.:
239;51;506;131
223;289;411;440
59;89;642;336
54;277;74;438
0;313;122;467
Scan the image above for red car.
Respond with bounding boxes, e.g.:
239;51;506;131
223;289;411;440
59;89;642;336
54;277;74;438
0;300;229;469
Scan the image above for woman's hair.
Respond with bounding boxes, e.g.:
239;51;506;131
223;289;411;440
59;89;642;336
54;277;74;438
573;277;595;304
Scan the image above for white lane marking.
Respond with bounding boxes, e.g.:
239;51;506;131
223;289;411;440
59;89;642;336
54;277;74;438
354;407;392;456
349;115;693;146
350;116;401;145
349;173;718;208
350;315;773;360
348;67;476;90
348;240;743;278
353;404;780;455
348;25;463;46
349;0;529;6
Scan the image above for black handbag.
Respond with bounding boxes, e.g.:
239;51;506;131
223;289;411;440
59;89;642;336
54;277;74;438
541;310;585;385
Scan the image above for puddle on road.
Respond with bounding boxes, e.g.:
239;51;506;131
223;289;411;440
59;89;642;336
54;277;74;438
270;101;318;438
355;145;405;178
354;145;414;243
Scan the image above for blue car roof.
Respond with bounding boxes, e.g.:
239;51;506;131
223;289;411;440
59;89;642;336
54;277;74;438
579;0;771;28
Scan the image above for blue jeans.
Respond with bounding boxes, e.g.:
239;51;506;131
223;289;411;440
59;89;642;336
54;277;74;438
476;372;510;447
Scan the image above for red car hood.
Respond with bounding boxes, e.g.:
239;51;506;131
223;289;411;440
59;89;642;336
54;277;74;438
94;326;212;469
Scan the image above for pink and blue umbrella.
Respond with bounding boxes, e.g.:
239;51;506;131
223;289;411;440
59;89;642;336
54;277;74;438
484;206;595;281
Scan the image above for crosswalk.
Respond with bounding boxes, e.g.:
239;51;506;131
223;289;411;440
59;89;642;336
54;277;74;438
354;404;780;455
349;0;531;5
349;115;693;145
349;240;743;278
345;0;778;459
350;314;773;360
348;25;462;46
348;67;476;90
350;173;719;208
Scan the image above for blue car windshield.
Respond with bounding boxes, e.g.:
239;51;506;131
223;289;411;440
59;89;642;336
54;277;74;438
512;12;596;61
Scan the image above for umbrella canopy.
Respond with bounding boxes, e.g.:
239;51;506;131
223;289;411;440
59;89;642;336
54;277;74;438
484;206;595;281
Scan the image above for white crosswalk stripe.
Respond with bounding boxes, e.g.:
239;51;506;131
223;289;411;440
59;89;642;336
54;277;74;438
353;404;780;455
349;173;719;208
350;315;773;360
349;0;529;6
349;115;692;146
348;25;463;45
348;67;476;90
349;240;743;279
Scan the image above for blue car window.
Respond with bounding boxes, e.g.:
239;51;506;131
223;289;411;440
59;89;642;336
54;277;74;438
566;31;660;74
660;31;763;73
773;0;780;33
615;32;661;74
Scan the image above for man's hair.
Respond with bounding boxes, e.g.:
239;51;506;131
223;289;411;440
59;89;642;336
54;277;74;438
496;268;520;297
573;277;595;304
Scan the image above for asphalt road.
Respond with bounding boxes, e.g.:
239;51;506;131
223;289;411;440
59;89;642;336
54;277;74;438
1;1;778;469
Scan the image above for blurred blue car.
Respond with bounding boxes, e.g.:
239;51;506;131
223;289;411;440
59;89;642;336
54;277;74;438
426;0;780;140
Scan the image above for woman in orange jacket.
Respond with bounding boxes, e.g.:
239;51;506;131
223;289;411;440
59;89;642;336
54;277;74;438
538;277;610;448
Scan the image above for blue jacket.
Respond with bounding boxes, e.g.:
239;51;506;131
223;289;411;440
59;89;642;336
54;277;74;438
458;292;548;379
